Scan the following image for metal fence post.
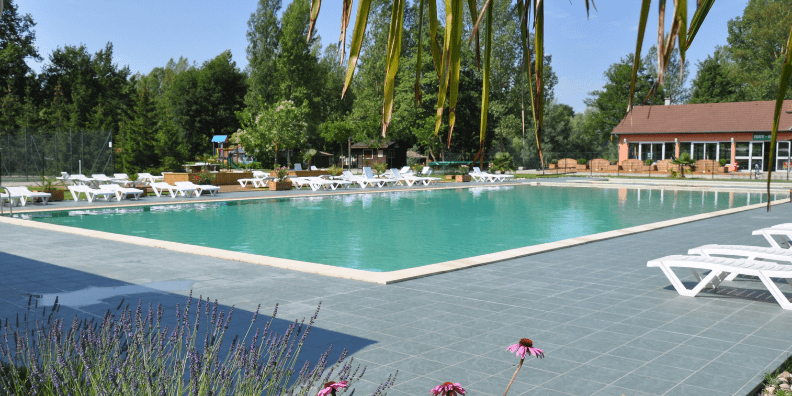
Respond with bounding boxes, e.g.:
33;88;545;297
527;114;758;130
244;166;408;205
24;127;28;181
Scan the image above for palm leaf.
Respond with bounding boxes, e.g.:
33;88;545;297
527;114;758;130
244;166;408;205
428;0;443;79
675;0;688;82
627;0;651;113
338;0;354;65
433;0;455;137
446;0;464;147
341;0;373;98
657;0;666;85
766;25;792;212
415;0;425;105
686;0;714;48
381;0;407;137
466;0;481;68
479;2;493;151
307;0;322;43
532;0;545;164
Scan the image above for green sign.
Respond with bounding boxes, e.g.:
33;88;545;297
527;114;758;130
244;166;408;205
753;134;771;141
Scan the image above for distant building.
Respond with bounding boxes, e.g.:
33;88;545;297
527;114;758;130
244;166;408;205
345;140;407;169
612;100;792;172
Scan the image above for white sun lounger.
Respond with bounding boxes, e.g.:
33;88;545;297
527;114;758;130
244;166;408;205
0;189;21;206
238;170;275;188
752;224;792;249
470;167;513;182
92;173;134;187
67;185;116;203
5;186;51;206
99;184;145;200
137;173;165;184
648;254;792;310
293;163;303;171
419;167;441;185
150;182;197;198
689;244;792;281
360;167;396;188
175;181;219;197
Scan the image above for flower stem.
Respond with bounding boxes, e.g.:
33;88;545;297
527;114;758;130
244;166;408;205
503;358;524;396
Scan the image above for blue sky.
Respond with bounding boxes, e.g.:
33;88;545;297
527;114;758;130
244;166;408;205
18;0;748;112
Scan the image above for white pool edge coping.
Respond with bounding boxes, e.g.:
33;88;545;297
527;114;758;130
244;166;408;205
0;183;788;285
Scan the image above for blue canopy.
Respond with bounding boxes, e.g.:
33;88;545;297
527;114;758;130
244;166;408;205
211;135;228;143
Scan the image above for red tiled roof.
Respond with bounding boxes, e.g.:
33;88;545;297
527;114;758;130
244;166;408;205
612;100;792;135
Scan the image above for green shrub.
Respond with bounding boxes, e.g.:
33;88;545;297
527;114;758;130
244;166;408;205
645;158;653;166
719;158;727;167
577;158;587;165
193;170;215;185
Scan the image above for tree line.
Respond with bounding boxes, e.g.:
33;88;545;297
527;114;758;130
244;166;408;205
0;0;787;174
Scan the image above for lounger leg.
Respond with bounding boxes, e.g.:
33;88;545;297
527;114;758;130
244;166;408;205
757;273;792;310
724;273;739;281
760;232;784;249
659;264;722;297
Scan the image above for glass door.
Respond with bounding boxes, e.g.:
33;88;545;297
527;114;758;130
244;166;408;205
749;142;764;172
777;141;791;171
734;142;749;172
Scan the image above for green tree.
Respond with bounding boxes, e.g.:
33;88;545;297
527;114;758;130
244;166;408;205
0;0;40;102
119;86;159;173
246;0;281;108
275;0;320;108
645;45;690;104
38;43;131;131
233;99;309;166
585;54;660;143
0;83;21;133
163;51;247;157
689;49;743;104
727;0;792;101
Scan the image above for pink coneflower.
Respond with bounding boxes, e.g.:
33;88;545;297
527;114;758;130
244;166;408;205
506;338;544;360
317;381;348;396
430;382;466;396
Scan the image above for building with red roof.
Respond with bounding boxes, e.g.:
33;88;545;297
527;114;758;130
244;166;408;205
611;100;792;172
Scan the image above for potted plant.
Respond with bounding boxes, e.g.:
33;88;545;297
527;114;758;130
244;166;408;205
328;165;343;177
194;170;216;185
718;158;728;173
268;166;293;190
456;165;471;182
671;152;695;178
491;152;515;174
38;176;64;201
372;162;387;177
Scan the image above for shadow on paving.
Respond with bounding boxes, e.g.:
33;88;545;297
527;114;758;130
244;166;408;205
0;251;380;383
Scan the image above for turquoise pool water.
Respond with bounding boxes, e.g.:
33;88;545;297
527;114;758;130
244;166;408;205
25;186;774;271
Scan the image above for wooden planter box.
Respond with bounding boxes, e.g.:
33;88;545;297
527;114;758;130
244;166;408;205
446;175;455;180
456;175;471;182
268;181;293;191
605;165;621;171
548;164;557;169
576;164;588;171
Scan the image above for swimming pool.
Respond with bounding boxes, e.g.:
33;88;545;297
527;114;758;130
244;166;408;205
23;186;775;272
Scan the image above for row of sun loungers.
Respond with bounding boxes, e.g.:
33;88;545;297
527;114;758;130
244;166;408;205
648;224;792;310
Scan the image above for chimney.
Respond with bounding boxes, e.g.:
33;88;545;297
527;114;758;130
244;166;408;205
664;97;671;106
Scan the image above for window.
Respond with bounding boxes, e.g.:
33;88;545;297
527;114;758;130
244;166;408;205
692;143;705;160
778;142;790;171
628;143;638;159
735;142;749;156
679;143;691;156
377;150;384;158
388;149;395;158
664;143;675;159
705;144;717;161
364;149;373;159
719;143;731;162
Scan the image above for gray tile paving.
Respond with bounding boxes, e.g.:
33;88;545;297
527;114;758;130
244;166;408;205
2;190;792;395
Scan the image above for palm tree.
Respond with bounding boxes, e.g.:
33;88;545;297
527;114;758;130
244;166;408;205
671;152;695;179
306;0;791;209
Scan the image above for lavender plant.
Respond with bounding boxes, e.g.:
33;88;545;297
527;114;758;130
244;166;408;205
0;292;395;396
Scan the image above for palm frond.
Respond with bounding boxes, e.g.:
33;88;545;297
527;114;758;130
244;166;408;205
467;0;481;68
532;0;545;163
446;0;464;147
675;0;688;83
381;0;407;137
479;2;493;152
433;1;454;138
415;0;426;105
341;0;373;98
338;0;354;65
428;0;443;79
627;0;651;113
307;0;322;43
686;0;714;48
766;25;792;211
